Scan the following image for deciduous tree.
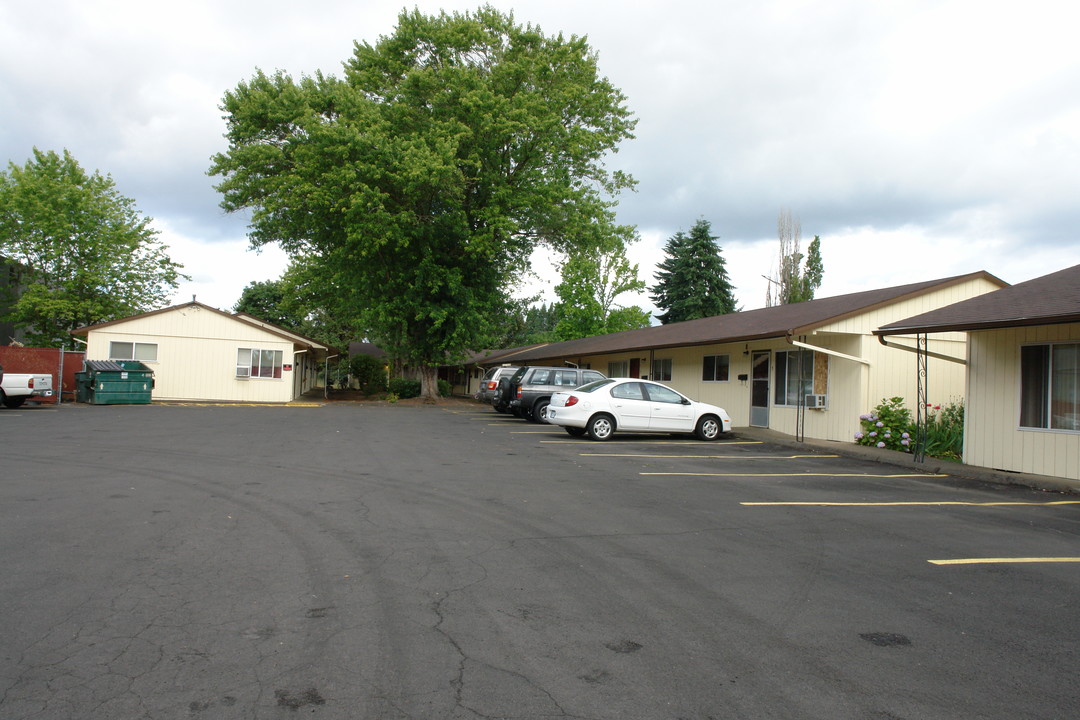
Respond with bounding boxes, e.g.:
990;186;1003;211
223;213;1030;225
765;209;823;305
209;7;636;399
553;234;651;341
233;279;305;331
0;148;186;347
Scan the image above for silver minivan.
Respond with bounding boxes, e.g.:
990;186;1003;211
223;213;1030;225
475;366;523;409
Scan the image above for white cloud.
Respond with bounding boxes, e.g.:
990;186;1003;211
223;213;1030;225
2;0;1078;326
159;221;290;311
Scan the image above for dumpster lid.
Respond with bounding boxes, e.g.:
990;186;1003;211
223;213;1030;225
85;360;153;372
85;360;127;372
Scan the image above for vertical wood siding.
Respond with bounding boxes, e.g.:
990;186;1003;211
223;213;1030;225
86;306;300;403
966;323;1080;480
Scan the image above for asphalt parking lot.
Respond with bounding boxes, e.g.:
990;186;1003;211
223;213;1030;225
2;400;1078;719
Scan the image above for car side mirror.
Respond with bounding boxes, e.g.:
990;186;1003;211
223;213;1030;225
682;398;691;405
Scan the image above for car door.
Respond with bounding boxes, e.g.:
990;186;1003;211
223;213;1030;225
607;381;651;430
644;383;695;431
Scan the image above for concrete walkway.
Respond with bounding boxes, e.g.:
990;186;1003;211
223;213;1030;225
732;426;1080;496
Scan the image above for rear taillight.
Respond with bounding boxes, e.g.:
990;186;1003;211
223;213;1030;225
565;395;578;407
486;381;497;391
515;386;522;399
28;378;34;389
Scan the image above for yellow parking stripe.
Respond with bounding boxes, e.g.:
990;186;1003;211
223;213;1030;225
643;472;950;478
542;440;764;446
929;557;1080;565
161;402;322;407
585;453;836;459
742;500;1080;507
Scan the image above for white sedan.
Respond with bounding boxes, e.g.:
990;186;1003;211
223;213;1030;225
547;378;733;441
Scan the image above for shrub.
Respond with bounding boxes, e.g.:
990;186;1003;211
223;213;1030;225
924;400;964;461
855;397;914;453
388;378;421;399
437;379;452;397
349;354;387;395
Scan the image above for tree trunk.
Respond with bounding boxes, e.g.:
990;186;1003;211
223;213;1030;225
419;364;439;403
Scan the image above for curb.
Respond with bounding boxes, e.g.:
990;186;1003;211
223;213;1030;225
732;427;1079;496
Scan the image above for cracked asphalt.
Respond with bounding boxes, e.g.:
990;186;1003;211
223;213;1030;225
2;401;1078;719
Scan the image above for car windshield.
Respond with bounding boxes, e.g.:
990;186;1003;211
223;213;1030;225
575;379;616;393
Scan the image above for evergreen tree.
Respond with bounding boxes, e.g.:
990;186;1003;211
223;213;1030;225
649;218;736;324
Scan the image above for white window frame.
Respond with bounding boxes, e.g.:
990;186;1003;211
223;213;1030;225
774;350;814;407
607;360;630;378
701;354;730;383
237;347;284;380
1019;341;1080;432
652;358;673;382
109;341;158;362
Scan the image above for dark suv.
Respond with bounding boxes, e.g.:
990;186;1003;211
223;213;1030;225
508;366;607;422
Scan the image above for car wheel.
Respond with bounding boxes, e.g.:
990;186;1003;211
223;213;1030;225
695;415;722;441
3;393;26;409
565;426;587;437
533;399;551;424
587;413;615;441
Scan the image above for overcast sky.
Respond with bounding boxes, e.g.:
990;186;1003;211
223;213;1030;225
2;0;1077;316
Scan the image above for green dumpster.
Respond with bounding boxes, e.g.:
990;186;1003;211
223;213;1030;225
74;371;91;403
84;360;154;405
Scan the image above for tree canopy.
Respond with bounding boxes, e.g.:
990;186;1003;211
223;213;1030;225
553;235;651;341
209;7;636;398
765;209;823;305
0;148;186;347
233;279;305;331
649;218;737;324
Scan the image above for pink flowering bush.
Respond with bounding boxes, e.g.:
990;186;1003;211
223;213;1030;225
855;397;965;460
855;397;914;453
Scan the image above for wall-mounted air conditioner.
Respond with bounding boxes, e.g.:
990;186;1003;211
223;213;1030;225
805;393;827;409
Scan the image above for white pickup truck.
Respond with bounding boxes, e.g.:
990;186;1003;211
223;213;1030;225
0;368;54;408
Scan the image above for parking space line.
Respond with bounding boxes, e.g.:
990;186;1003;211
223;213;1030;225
585;453;837;459
742;500;1080;506
542;440;765;446
929;557;1080;565
643;472;950;478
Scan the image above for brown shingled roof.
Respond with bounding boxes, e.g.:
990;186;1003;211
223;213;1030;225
875;264;1080;335
497;271;1003;364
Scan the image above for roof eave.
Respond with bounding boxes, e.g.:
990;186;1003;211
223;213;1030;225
875;312;1080;336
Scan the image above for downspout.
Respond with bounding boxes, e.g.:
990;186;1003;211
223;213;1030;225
876;335;966;365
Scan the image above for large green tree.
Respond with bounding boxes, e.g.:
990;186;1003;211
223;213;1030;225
233;279;305;331
553;234;651;341
0;148;186;347
209;7;636;399
649;218;737;324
